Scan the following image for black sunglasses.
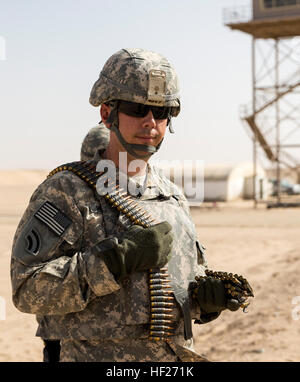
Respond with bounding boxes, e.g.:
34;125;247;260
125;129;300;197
117;100;176;120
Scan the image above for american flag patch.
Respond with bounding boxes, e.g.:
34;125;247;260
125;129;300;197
34;201;72;236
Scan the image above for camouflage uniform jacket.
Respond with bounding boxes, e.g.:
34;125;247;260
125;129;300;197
10;150;208;355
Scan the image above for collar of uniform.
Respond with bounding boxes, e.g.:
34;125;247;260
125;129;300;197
92;149;178;199
146;163;180;199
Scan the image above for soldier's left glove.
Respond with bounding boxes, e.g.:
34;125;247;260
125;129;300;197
92;222;173;281
194;276;240;315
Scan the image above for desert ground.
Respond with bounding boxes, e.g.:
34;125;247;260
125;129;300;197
0;170;300;362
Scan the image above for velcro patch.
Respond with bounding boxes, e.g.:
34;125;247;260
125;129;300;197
25;228;41;255
34;201;72;236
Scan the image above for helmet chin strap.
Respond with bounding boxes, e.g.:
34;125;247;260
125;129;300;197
106;104;165;160
168;118;174;134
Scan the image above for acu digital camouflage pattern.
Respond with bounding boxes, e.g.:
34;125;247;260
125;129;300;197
80;123;110;161
11;149;209;362
89;48;180;109
60;338;208;362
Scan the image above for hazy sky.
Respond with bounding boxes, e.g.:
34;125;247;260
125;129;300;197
0;0;254;169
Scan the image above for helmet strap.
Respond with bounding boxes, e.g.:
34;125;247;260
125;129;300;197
106;103;164;160
168;117;174;134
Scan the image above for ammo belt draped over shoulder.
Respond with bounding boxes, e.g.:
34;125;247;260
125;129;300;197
48;161;177;342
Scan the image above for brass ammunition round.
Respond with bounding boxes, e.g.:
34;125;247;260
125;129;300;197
149;273;169;279
151;314;173;319
143;213;151;221
151;302;174;307
150;290;173;296
150;324;174;329
149;278;170;283
150;284;172;290
121;194;131;201
121;202;134;210
150;320;174;325
151;296;174;302
126;199;136;206
137;211;147;219
149;331;173;337
134;211;147;221
150;308;173;313
110;194;118;202
116;192;128;199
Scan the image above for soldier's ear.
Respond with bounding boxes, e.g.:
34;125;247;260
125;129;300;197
100;104;111;129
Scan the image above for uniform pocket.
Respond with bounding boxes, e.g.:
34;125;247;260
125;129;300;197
122;272;150;325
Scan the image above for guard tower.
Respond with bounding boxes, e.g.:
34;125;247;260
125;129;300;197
224;0;300;207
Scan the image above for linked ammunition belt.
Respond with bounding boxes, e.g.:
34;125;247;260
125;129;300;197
194;269;254;312
48;161;254;341
48;161;176;341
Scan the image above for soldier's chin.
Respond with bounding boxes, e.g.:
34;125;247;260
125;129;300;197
132;149;153;159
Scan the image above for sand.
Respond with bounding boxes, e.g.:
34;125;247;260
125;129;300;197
0;170;299;362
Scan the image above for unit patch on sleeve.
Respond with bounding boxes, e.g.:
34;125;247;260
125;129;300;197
34;201;72;237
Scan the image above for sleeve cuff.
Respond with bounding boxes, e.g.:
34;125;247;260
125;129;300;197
194;311;221;325
82;248;120;296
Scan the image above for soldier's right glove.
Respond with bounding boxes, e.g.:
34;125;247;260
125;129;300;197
93;221;173;281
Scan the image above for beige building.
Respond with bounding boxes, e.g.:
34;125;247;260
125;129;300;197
154;160;270;203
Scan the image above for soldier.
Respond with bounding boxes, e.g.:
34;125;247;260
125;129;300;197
80;123;110;161
11;48;241;362
40;120;111;362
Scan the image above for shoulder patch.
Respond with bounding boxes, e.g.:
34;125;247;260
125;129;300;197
25;228;41;255
34;201;72;236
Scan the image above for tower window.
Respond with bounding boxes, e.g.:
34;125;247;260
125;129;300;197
263;0;299;8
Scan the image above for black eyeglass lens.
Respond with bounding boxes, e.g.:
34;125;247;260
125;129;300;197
118;101;146;117
151;106;171;119
119;101;171;119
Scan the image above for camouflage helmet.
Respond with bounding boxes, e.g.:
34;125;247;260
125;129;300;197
89;48;180;114
80;123;110;161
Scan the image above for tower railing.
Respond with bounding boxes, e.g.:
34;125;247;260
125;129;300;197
223;4;252;25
